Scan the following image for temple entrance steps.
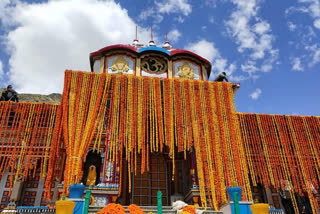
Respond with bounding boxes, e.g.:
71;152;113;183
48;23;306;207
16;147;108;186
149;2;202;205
88;205;224;214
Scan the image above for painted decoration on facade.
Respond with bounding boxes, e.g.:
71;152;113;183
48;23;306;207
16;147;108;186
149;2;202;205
174;61;200;80
93;196;108;207
141;56;168;78
105;162;114;182
93;60;101;72
107;55;134;74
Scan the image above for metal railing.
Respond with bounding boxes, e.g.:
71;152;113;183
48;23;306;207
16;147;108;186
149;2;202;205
269;208;284;214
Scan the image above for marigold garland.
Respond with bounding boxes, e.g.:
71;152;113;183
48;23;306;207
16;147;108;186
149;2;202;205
238;113;320;213
58;71;251;210
0;102;60;197
1;70;319;213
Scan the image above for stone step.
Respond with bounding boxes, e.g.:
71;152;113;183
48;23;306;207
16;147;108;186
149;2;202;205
89;205;223;214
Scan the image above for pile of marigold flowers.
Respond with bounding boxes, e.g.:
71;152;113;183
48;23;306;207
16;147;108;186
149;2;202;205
97;203;144;214
181;205;196;214
97;203;125;214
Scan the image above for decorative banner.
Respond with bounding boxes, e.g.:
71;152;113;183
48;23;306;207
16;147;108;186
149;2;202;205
57;70;251;209
0;102;60;195
238;113;320;214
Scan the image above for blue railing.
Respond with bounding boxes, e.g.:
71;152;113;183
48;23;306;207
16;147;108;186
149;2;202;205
269;208;284;214
17;206;55;213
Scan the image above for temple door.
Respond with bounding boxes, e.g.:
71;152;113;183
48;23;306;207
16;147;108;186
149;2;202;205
131;154;169;206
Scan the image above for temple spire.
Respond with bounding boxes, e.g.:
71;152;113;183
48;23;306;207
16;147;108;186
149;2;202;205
132;25;139;46
162;29;171;49
149;24;156;46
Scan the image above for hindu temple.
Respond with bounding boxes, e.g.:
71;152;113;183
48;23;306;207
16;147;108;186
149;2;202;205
0;37;319;214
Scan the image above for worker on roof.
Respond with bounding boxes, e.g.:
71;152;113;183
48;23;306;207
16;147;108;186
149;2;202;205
1;85;19;102
214;72;228;82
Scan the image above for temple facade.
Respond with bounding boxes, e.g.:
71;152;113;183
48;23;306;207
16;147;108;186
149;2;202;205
0;41;319;214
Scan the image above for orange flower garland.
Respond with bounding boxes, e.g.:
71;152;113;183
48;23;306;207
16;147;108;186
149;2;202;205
0;102;60;197
238;113;320;213
2;70;319;212
57;71;251;210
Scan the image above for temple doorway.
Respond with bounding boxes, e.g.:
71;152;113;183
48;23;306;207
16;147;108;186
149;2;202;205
131;154;169;206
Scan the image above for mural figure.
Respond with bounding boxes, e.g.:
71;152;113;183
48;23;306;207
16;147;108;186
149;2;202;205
111;56;130;74
178;62;195;79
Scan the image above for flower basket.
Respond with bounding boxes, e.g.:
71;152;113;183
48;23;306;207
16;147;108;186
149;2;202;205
250;203;269;214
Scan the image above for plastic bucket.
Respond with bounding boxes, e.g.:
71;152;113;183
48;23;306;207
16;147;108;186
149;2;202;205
56;200;76;214
250;203;269;214
227;187;242;201
69;184;85;199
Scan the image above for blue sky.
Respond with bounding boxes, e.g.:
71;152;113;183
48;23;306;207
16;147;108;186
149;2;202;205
0;0;319;116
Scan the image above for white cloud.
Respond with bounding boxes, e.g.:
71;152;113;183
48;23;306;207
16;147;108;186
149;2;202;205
139;0;191;23
175;16;185;23
201;26;207;31
291;57;304;71
253;21;270;35
314;18;320;29
167;29;181;43
287;0;320;30
138;8;163;23
184;40;219;62
306;44;320;66
156;0;192;16
250;88;262;100
226;0;278;62
209;16;214;24
0;0;152;94
184;39;240;81
288;22;297;31
241;61;258;75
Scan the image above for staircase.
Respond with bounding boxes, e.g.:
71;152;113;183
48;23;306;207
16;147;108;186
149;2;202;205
89;205;223;214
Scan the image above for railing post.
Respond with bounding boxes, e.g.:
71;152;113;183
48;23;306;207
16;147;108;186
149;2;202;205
233;192;240;214
83;189;91;214
157;191;162;214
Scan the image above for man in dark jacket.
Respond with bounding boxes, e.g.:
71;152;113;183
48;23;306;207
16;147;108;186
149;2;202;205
1;85;19;102
214;72;228;82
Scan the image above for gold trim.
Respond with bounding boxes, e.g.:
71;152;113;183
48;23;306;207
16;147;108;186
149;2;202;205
136;58;141;76
202;65;207;80
168;60;173;78
100;57;105;73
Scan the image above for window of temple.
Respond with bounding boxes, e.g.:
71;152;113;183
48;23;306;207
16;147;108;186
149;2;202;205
173;60;201;80
93;59;101;73
140;55;168;78
106;55;135;75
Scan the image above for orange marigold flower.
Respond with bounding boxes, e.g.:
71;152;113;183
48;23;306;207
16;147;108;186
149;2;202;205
182;205;196;214
128;204;144;214
97;203;125;214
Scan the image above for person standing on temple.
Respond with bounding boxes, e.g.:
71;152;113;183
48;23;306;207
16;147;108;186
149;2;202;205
214;72;228;82
1;85;19;102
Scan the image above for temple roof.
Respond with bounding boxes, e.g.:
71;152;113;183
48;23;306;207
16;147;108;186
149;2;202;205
89;44;212;77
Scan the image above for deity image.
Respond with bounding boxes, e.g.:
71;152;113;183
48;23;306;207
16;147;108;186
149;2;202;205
178;62;195;79
111;56;130;74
